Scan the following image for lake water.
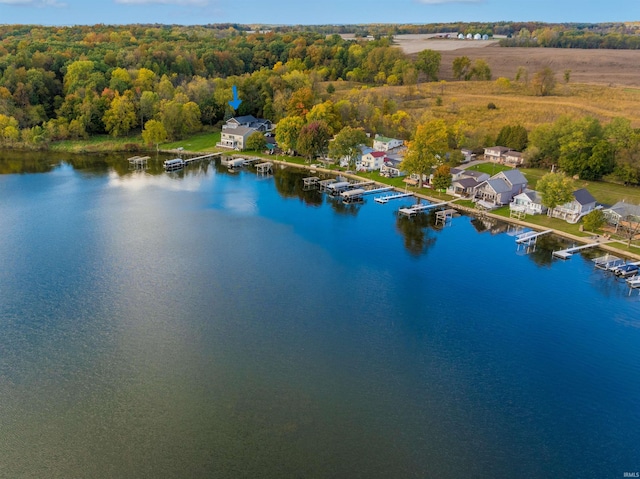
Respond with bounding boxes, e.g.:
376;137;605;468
1;153;639;478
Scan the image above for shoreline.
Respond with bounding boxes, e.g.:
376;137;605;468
262;157;640;262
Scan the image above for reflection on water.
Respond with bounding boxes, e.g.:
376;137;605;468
1;152;640;478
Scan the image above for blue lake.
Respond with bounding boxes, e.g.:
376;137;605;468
1;155;639;478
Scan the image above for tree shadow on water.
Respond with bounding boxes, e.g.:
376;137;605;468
395;211;437;257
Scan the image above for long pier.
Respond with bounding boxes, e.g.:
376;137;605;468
515;229;553;245
398;201;452;217
374;192;414;204
184;152;221;164
552;242;600;260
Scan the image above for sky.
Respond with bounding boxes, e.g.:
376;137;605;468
0;0;638;26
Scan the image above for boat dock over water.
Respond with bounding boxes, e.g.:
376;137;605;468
398;201;452;217
183;152;221;164
128;155;150;168
374;192;414;204
515;229;553;245
552;242;600;260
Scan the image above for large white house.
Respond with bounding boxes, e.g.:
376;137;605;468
217;115;273;150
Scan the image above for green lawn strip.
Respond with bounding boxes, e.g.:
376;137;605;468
466;162;513;175
490;206;591;237
162;131;221;151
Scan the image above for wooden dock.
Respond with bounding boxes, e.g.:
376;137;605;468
515;229;553;245
398;201;451;217
552;242;600;260
374;192;413;204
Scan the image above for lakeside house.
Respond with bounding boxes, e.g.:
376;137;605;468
474;169;528;207
360;150;387;171
550;188;597;223
337;145;370;169
602;201;640;232
510;189;547;215
380;157;406;178
447;169;490;197
217;115;273;150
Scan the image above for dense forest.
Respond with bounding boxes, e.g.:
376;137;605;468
1;23;640;185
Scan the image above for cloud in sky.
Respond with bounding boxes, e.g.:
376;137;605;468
113;0;209;5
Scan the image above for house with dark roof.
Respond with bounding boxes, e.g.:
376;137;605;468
380;157;406;177
447;169;490;197
474;169;528;206
551;188;597;223
224;115;273;132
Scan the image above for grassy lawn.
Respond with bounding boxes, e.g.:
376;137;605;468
490;206;591;237
466;162;513;175
520;168;640;206
50;134;145;153
162;131;221;151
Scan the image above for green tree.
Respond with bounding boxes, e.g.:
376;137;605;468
469;59;492;81
558;116;611;180
328;126;368;169
582;209;605;232
415;49;441;82
400;119;449;188
139;91;159;131
496;124;528;151
297;120;331;161
452;56;472;80
246;131;267;151
109;67;133;94
531;67;556;96
275;115;304;154
431;164;452;192
103;91;137;137
141;119;167;152
536;172;575;217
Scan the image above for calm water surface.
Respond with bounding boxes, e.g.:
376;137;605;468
1;153;639;478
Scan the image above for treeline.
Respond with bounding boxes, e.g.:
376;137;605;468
500;24;640;49
526;116;640;185
0;24;434;146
